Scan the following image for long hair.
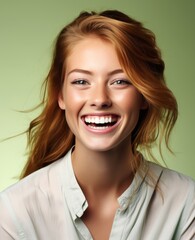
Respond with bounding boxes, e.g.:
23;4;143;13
20;10;178;178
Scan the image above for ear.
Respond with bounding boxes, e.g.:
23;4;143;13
58;93;66;110
140;96;148;110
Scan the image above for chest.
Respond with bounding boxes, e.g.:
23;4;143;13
81;206;117;240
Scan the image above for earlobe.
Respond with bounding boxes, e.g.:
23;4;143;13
58;94;66;110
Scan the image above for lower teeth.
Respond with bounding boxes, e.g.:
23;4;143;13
89;125;109;129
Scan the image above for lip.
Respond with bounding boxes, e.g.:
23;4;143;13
81;113;121;134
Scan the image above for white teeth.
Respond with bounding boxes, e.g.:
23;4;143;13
84;115;117;124
99;117;105;124
88;125;109;129
95;117;100;124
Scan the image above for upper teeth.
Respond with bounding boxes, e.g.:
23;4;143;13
84;116;116;124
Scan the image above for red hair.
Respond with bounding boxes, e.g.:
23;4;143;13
20;10;178;178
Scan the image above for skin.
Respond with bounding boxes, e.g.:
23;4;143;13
58;36;147;239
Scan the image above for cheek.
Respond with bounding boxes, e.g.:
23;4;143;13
64;91;85;111
63;88;87;127
114;89;143;112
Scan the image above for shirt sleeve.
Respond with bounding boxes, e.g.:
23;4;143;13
0;229;15;240
0;193;20;240
180;178;195;239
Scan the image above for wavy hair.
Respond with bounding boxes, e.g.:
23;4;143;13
20;10;178;178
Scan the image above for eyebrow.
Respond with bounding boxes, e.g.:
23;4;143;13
66;68;124;77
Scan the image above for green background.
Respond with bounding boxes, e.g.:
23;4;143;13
0;0;194;191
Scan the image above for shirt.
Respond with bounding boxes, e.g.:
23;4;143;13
0;149;195;240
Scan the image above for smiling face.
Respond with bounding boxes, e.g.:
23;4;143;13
58;36;146;152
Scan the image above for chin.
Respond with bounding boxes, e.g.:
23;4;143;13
83;140;121;152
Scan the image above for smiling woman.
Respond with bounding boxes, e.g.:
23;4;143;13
0;10;194;240
58;37;146;153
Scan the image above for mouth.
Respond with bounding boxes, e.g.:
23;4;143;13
82;114;120;130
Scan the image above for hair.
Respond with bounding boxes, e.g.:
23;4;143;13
20;10;178;178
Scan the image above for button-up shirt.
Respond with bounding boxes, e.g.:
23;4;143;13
0;149;194;239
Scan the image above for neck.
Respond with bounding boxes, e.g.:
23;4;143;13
71;141;137;198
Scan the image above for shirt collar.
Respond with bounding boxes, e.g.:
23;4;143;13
117;161;148;211
61;149;162;218
62;148;88;221
117;160;164;211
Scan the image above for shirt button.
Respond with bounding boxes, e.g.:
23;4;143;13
121;198;128;209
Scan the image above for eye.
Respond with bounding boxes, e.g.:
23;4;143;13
112;79;131;85
71;79;89;85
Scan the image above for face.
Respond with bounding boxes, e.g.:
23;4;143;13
58;37;146;152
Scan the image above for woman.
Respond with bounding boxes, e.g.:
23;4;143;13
0;10;194;240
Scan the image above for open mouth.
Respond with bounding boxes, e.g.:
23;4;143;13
82;115;120;129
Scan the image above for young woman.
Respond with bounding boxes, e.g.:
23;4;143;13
0;10;194;240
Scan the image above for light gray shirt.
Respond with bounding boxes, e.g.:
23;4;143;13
0;149;195;239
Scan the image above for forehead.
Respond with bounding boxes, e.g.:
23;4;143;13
65;37;121;71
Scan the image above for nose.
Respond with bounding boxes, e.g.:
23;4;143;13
89;85;112;109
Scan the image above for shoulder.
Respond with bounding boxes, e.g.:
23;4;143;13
0;152;76;238
0;157;65;206
145;161;195;216
148;161;195;194
0;157;66;237
148;162;195;229
144;162;195;238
